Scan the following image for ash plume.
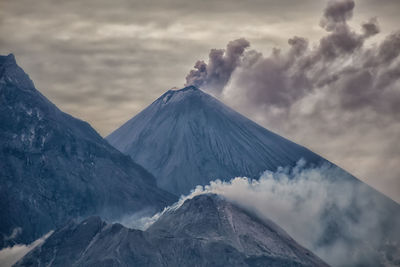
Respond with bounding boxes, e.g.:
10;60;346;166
184;0;400;201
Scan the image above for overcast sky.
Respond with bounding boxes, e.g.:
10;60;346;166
1;0;399;202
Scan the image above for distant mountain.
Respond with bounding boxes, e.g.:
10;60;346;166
0;54;176;249
107;86;324;195
15;194;328;267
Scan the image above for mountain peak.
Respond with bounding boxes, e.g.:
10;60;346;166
107;83;323;195
0;53;16;66
0;57;176;248
157;85;204;105
173;85;199;92
0;53;35;91
178;193;227;213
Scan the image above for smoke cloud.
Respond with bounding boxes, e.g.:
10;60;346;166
320;0;354;31
186;0;388;107
132;160;400;266
0;231;53;267
199;162;400;266
184;0;400;202
185;38;250;94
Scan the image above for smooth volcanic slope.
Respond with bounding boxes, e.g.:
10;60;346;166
15;194;328;267
107;86;324;196
0;54;176;249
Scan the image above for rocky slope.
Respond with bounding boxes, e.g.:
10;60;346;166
0;54;176;249
15;194;328;267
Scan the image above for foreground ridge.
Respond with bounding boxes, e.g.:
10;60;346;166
16;194;329;267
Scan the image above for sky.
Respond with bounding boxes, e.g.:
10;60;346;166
0;0;399;202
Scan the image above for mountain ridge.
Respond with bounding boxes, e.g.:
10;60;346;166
15;194;328;267
0;54;176;249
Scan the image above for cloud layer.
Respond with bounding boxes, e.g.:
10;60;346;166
185;0;400;202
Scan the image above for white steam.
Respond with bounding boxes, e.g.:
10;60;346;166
195;160;399;266
0;231;53;267
130;159;399;266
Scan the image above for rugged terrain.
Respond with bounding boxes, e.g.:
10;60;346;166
0;54;176;249
15;194;328;267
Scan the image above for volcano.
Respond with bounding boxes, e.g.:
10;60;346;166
107;85;400;266
107;86;324;196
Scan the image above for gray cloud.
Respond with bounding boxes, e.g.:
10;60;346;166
185;0;400;202
185;38;250;94
320;0;355;31
362;17;380;37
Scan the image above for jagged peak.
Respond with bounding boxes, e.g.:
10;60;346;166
0;53;35;90
0;53;16;66
183;193;224;207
